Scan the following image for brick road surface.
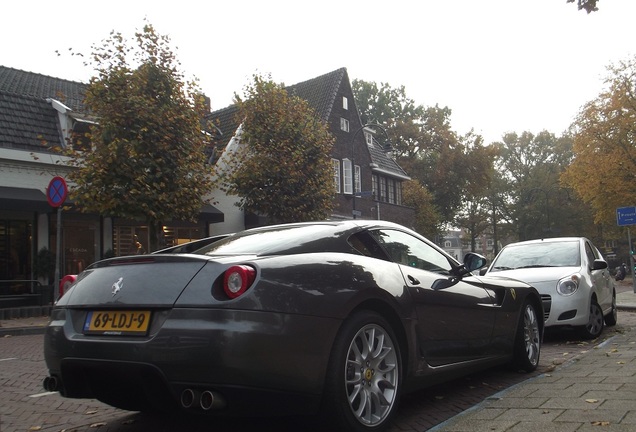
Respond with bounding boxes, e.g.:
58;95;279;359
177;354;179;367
1;303;635;431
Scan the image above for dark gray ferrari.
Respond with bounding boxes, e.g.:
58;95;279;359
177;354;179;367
43;220;543;431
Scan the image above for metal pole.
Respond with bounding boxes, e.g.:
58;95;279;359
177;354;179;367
630;228;636;293
54;206;61;302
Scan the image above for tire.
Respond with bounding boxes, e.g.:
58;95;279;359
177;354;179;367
511;301;541;372
580;299;604;339
322;311;402;432
604;290;618;327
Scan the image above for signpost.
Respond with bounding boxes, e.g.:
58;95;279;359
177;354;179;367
616;206;636;293
47;177;68;301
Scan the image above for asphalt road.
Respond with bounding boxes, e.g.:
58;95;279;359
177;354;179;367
2;309;634;432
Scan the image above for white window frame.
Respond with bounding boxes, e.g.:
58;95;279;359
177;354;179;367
343;159;353;195
332;158;341;193
340;118;350;132
342;96;348;110
364;131;373;146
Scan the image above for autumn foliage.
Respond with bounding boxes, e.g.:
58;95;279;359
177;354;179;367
65;24;215;250
562;56;636;225
220;75;335;223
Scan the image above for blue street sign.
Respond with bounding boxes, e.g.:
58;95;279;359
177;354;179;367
616;206;636;226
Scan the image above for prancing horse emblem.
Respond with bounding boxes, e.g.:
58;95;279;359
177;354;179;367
112;277;124;296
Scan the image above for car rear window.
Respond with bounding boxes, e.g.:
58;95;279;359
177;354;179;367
197;224;340;256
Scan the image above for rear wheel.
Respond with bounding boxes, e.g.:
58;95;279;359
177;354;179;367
580;299;604;339
604;290;618;327
322;311;401;432
511;301;541;372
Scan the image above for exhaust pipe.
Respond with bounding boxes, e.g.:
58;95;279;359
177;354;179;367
200;390;226;410
43;376;59;392
180;389;199;409
200;390;215;410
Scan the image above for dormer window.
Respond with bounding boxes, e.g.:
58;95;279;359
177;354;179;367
364;131;373;146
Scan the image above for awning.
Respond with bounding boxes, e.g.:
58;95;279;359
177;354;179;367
0;186;50;212
200;204;224;223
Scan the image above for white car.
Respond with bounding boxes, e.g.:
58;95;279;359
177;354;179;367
483;237;617;339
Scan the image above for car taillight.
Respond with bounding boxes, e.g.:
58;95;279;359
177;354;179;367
223;265;256;299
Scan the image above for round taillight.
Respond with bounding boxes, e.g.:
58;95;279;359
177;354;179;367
223;265;256;299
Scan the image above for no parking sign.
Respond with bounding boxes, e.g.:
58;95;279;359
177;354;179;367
47;176;68;208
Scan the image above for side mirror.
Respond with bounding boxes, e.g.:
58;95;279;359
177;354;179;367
463;252;488;273
592;259;608;271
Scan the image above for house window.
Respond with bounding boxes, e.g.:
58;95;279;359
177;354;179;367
343;159;353;194
372;174;378;200
445;240;452;248
379;177;387;202
343;96;348;110
388;179;396;204
340;118;350;132
332;158;341;193
354;165;361;194
396;181;402;205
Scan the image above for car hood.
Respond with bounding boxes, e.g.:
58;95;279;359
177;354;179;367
486;266;580;284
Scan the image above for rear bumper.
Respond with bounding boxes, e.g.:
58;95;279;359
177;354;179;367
44;307;340;414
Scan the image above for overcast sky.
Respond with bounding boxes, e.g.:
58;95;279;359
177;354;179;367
4;0;635;144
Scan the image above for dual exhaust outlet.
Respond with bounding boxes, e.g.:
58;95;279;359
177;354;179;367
43;376;60;392
180;388;226;411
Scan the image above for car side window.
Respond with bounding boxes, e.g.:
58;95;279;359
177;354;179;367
369;229;453;274
584;242;598;267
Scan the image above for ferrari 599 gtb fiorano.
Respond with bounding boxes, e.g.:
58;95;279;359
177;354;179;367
44;220;543;432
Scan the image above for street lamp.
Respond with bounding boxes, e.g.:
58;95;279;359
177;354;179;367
350;123;390;219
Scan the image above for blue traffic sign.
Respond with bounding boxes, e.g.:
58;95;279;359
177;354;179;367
616;206;636;226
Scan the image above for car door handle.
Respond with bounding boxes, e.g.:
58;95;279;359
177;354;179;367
408;275;420;285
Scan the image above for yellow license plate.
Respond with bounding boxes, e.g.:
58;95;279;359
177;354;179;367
84;310;151;335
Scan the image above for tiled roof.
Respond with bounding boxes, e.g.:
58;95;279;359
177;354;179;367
286;67;346;122
207;68;348;149
0;90;62;151
0;66;86;110
368;138;410;178
0;66;87;152
207;67;409;179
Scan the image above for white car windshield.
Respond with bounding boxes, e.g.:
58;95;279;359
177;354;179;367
491;240;581;271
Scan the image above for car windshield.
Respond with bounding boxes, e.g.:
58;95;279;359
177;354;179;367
491;240;581;271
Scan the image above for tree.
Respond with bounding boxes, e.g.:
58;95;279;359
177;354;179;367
401;179;441;239
493;131;594;241
567;0;599;13
66;24;214;251
353;79;478;227
220;75;335;223
562;55;636;227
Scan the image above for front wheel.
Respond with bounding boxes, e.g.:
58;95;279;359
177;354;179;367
580;299;604;339
511;300;541;372
322;311;402;432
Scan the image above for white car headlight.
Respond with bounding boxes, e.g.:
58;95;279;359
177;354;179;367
557;274;580;296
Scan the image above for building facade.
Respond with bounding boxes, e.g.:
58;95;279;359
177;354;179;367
0;65;413;308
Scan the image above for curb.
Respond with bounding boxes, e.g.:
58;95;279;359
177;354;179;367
0;326;47;337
